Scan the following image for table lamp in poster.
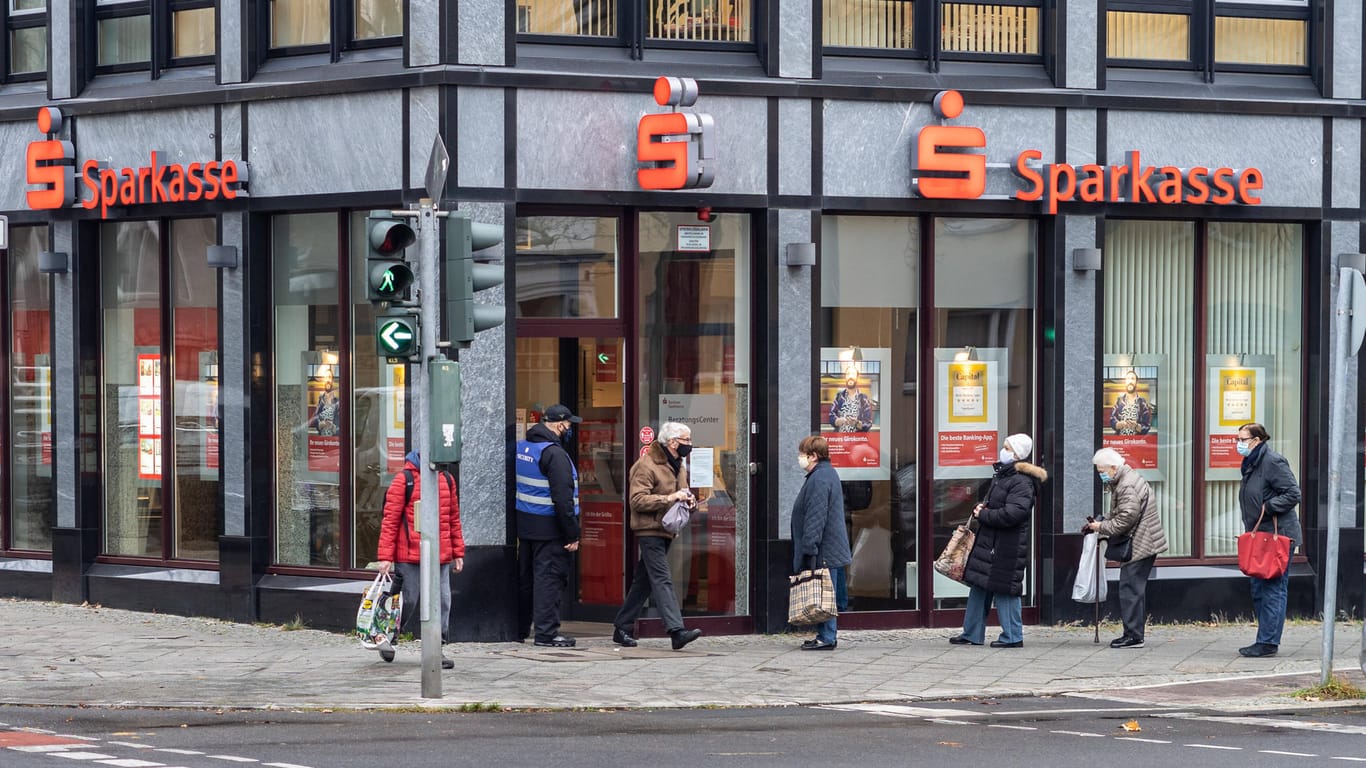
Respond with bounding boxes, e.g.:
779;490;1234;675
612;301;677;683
937;359;997;469
1100;359;1161;474
1206;361;1266;474
819;347;891;481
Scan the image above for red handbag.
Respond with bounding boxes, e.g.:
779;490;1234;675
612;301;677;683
1237;506;1292;580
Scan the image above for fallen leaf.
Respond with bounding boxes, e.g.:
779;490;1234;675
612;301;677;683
1121;720;1141;732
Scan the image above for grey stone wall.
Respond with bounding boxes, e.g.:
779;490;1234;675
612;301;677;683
776;209;813;538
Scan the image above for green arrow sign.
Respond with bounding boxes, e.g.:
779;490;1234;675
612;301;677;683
378;318;416;355
597;352;610;364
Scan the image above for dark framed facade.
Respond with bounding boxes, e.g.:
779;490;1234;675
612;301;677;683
2;0;46;82
1105;0;1311;78
262;0;403;59
89;0;215;76
822;0;1045;66
516;0;757;56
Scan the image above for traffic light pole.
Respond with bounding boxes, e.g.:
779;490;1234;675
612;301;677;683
415;198;442;698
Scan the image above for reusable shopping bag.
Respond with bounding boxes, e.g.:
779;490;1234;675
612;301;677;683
1237;506;1292;580
1072;531;1108;603
933;521;976;583
356;570;404;650
787;568;837;626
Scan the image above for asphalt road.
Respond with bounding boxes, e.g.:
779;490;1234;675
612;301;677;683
2;698;1364;768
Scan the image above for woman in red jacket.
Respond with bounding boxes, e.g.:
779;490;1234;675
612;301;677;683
375;451;465;666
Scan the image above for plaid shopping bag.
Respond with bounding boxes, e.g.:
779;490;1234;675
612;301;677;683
787;567;837;626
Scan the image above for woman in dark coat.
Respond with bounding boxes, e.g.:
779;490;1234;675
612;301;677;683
789;435;852;650
1235;422;1301;658
949;433;1046;648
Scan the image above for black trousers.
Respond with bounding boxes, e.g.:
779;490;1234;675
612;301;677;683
518;538;570;642
1118;554;1156;641
613;535;684;634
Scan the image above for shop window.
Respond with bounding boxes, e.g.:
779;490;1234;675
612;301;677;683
514;216;619;319
823;0;1041;61
1101;220;1303;559
101;218;220;561
4;0;46;81
268;0;402;55
1106;0;1309;75
517;0;754;51
7;225;52;552
91;0;215;75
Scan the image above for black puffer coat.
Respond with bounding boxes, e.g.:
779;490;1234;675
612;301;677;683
963;461;1047;596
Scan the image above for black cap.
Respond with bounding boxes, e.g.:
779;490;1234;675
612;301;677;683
543;404;582;424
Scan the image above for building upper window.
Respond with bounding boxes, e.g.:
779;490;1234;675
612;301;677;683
93;0;215;75
1107;0;1309;76
517;0;753;52
5;0;46;81
823;0;1042;62
268;0;402;56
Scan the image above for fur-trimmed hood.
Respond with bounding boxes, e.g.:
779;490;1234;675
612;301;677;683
1012;460;1048;483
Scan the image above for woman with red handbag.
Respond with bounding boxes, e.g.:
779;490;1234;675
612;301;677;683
1235;423;1302;658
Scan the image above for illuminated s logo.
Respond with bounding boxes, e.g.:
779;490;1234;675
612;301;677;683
26;108;76;210
912;91;987;200
637;76;716;190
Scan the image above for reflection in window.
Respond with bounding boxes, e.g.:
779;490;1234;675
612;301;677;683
648;0;751;42
98;13;151;66
273;213;342;567
170;219;219;560
102;221;164;558
941;3;1038;55
1215;16;1305;66
823;0;913;49
272;0;330;47
517;0;616;36
355;0;402;38
11;24;46;75
172;6;215;58
514;216;619;319
8;225;52;551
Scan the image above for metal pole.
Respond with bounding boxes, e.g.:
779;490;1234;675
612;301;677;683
416;198;442;698
1323;266;1351;686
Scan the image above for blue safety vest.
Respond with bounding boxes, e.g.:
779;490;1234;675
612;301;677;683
515;440;579;517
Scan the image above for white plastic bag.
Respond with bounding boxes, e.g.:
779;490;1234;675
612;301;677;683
1072;532;1108;603
356;571;403;650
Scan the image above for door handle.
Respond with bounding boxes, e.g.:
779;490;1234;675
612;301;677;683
749;462;760;476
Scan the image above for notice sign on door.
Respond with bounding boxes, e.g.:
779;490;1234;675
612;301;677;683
935;353;1003;475
676;225;711;252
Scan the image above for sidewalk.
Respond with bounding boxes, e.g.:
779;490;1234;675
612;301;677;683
2;599;1363;713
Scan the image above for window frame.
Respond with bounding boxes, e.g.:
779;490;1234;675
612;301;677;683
820;0;1046;67
1105;0;1311;79
88;0;218;77
262;0;404;61
2;0;47;83
166;0;215;68
516;0;759;58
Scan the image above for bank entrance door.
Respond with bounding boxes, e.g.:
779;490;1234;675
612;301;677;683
513;210;754;629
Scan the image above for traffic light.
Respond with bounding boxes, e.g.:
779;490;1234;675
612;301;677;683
365;211;416;304
376;310;420;361
445;213;505;346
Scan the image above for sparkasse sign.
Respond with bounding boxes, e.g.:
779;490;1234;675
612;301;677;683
26;107;248;219
913;91;1264;214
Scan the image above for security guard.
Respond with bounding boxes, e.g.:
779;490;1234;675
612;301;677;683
515;404;581;647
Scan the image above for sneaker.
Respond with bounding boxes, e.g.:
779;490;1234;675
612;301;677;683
1238;642;1278;657
533;635;576;648
1110;636;1144;649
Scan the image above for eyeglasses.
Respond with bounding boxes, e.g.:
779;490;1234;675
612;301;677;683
675;436;693;444
1236;436;1255;444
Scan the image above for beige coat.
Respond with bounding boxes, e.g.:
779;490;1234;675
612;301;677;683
1099;464;1168;561
627;441;690;539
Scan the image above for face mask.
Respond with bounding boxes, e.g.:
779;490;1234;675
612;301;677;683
675;443;693;459
1098;471;1111;484
560;426;574;444
998;449;1015;464
798;455;812;471
1235;440;1253;457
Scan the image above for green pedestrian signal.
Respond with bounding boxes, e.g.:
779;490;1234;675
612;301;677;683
376;312;420;359
365;211;416;304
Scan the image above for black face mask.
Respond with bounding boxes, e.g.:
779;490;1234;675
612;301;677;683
560;426;574;444
674;443;692;458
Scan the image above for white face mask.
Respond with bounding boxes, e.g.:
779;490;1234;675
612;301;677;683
999;449;1016;464
798;454;812;471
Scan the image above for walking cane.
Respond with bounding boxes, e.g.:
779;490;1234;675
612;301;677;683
1093;535;1103;644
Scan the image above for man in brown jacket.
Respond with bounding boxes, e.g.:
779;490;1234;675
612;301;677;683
611;421;703;650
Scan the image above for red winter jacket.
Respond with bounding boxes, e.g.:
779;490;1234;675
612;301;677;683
376;460;466;564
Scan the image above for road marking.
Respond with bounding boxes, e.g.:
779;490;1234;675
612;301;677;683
155;750;203;756
95;760;166;767
1185;744;1241;751
8;745;77;753
820;704;980;717
1164;714;1366;736
107;743;155;750
1116;737;1170;744
987;724;1036;731
207;757;258;763
1330;758;1366;763
925;718;974;725
1260;751;1317;757
51;753;118;760
58;735;101;741
264;763;316;768
1049;730;1105;738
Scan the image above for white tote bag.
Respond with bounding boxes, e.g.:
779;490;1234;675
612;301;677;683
1071;532;1108;603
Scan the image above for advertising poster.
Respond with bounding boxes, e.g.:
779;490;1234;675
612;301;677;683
305;352;341;474
137;353;162;480
386;363;406;473
934;350;1005;476
198;353;220;474
1101;359;1160;473
819;347;891;481
1206;357;1269;477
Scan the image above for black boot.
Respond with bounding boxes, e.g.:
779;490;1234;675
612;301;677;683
670;628;702;650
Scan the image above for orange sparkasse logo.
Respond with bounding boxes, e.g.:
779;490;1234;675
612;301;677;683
26;107;76;210
913;91;1264;213
637;76;715;190
26;106;249;219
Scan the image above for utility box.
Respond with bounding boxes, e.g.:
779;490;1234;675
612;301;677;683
428;360;462;463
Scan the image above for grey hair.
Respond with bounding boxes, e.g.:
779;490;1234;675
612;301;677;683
1092;447;1126;469
658;422;691;443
